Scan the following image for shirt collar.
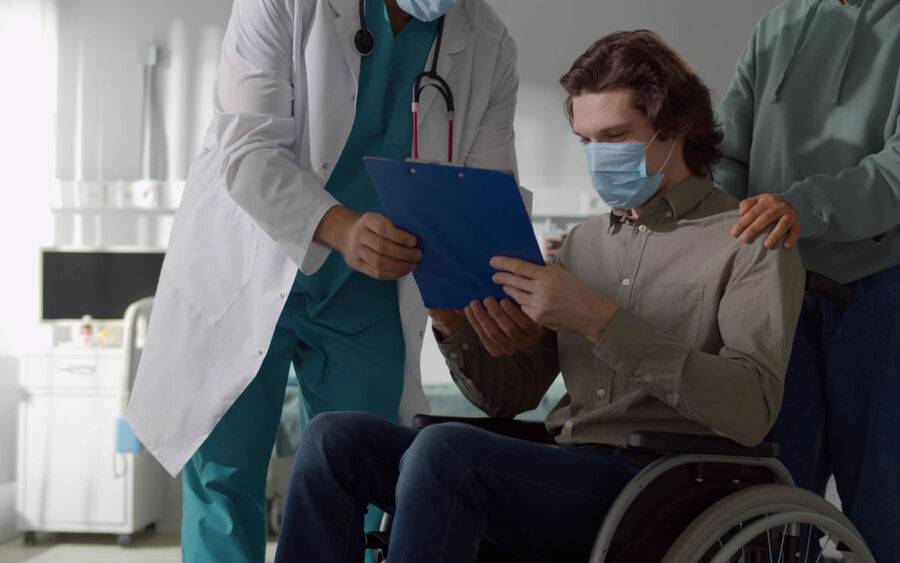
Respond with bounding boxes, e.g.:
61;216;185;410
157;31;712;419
607;175;714;231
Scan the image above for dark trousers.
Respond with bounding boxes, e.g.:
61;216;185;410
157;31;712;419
774;265;900;562
274;412;641;563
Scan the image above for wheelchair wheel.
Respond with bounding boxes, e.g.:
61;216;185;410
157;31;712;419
663;484;874;563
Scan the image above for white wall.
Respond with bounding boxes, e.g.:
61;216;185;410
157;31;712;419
0;0;57;543
55;0;231;182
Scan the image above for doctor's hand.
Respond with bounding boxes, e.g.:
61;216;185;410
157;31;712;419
490;257;618;344
731;194;801;250
316;207;422;280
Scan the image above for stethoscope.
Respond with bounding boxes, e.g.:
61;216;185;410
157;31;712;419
354;0;455;162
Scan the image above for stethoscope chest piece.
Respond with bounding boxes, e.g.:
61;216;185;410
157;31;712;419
354;28;375;56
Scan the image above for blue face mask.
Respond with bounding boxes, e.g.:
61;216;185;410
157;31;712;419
397;0;459;22
584;133;676;210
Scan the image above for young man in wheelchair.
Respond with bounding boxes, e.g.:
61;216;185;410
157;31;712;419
274;31;805;563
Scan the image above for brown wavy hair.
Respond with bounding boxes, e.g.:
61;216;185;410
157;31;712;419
559;30;723;177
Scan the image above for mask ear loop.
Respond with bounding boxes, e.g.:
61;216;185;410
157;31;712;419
658;137;677;173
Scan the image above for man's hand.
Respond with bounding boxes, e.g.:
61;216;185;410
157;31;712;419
731;194;801;250
463;298;543;357
315;206;422;280
490;257;618;343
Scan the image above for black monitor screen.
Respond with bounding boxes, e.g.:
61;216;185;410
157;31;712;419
42;250;165;320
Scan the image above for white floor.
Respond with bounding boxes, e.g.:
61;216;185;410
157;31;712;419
0;533;277;563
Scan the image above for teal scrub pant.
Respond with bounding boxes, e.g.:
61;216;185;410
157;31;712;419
181;291;405;562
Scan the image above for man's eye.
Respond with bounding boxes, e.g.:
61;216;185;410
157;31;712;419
578;137;590;145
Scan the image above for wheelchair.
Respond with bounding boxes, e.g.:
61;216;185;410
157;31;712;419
366;416;874;562
366;274;871;563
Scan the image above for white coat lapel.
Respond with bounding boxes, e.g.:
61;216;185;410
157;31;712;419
329;0;362;86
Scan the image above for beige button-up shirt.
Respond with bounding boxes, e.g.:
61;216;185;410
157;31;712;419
437;175;805;447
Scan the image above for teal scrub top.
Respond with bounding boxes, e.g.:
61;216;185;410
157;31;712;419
292;3;437;332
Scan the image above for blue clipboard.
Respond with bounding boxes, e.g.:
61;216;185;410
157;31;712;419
363;157;544;309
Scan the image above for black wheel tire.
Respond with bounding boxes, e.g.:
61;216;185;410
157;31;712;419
23;532;36;546
145;522;157;535
117;533;134;547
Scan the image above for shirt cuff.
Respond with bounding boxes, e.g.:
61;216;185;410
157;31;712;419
592;308;652;378
781;184;825;240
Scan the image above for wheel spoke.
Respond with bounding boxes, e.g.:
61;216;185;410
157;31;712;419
803;524;813;563
776;524;787;563
767;526;775;563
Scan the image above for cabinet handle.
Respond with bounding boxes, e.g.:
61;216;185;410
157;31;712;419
57;364;96;375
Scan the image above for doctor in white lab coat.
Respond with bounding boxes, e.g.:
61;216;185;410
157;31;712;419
126;0;518;560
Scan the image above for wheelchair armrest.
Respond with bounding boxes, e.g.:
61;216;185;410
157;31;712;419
411;414;555;445
626;431;779;458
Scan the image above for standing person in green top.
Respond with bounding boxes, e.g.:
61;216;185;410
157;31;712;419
715;1;900;559
124;0;520;561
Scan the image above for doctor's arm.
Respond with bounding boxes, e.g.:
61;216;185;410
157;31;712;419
714;24;758;201
215;0;419;279
214;0;336;275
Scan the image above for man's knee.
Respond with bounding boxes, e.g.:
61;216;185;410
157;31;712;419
295;411;382;474
399;423;483;485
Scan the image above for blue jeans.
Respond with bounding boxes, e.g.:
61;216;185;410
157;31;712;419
274;412;641;563
773;265;900;562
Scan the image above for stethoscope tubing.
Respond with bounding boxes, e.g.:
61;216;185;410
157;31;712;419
355;1;455;162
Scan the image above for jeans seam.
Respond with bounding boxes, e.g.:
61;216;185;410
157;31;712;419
436;467;474;563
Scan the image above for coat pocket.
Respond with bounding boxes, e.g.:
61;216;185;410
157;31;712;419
163;153;259;324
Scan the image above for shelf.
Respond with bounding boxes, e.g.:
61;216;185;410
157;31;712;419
51;206;177;215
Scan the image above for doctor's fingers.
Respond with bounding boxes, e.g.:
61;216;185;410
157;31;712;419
466;302;514;356
483;297;530;345
363;213;418;247
358;249;416;279
363;232;422;262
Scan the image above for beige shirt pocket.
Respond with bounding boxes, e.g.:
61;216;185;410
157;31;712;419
630;283;705;346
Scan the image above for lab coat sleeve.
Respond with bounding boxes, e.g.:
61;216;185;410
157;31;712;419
714;24;758;201
462;29;519;176
780;112;900;242
213;0;338;274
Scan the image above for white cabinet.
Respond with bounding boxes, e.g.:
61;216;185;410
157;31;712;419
16;348;168;543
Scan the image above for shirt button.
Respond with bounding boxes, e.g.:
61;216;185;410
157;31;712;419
622;278;632;286
321;161;329;169
462;343;470;351
666;211;674;218
564;420;574;429
257;349;264;357
450;352;458;359
638;224;648;233
277;293;285;300
597;388;607;398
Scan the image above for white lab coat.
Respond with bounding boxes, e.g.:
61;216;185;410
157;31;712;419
126;0;519;476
